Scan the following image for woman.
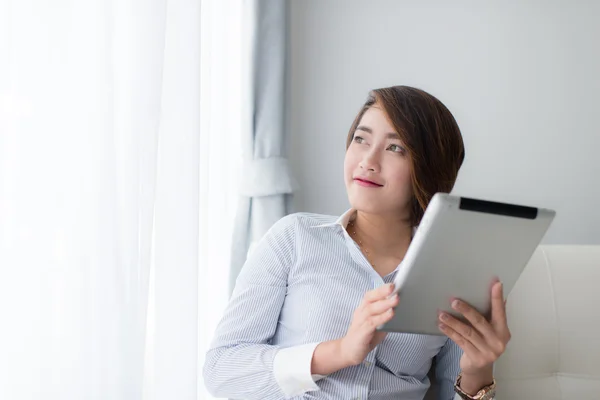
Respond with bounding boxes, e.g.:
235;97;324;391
203;86;511;400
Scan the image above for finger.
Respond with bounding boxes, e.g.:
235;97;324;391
490;281;508;328
361;308;394;331
364;294;399;316
362;283;394;304
438;322;484;360
450;299;497;343
438;312;490;353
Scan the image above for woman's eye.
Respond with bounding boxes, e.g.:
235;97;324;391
353;136;365;144
388;144;405;154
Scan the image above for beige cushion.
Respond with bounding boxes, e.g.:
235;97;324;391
495;245;600;399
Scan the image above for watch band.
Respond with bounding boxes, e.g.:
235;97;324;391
454;373;497;400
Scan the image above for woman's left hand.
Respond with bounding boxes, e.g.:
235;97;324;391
438;280;511;377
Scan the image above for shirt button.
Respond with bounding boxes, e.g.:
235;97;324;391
363;360;372;367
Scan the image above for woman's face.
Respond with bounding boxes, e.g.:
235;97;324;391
344;105;413;217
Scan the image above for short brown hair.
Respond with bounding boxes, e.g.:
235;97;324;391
346;86;465;226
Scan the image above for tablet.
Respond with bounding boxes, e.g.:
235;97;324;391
378;193;555;335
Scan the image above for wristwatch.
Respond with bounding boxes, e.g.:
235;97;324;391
454;373;497;399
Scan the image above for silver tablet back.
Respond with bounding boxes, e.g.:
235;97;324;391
379;193;555;335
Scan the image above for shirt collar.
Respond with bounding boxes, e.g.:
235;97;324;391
313;208;357;229
313;208;418;237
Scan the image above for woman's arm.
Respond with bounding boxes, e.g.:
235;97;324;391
310;339;348;375
204;214;401;399
203;214;308;400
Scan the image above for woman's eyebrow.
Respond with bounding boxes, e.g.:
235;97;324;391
356;125;400;139
356;125;372;133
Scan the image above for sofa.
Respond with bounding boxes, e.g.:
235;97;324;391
426;245;600;399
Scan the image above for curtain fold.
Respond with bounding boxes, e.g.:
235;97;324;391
197;0;244;399
145;0;202;399
230;0;296;292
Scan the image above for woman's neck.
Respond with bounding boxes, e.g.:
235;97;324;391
350;210;413;259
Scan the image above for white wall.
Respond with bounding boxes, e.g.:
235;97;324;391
288;0;600;244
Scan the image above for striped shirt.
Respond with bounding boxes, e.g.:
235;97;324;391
203;210;464;399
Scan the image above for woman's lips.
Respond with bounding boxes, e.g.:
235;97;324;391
354;178;383;188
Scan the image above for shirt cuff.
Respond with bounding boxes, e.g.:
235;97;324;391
273;342;324;397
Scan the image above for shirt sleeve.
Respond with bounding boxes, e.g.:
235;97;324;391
435;338;463;400
202;214;322;400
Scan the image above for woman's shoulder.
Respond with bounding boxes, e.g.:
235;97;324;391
250;212;339;266
264;212;339;246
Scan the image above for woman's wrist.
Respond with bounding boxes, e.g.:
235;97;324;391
458;365;494;395
311;339;354;376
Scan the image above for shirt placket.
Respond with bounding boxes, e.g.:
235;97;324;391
342;227;386;288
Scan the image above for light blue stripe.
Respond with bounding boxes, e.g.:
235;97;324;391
204;213;462;399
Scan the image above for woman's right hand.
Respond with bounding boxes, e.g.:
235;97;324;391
340;283;399;366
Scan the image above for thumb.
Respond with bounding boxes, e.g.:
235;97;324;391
372;330;387;348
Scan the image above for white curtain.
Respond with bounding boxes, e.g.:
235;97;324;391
197;0;243;399
0;0;240;399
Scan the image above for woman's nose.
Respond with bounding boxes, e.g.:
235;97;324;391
359;150;380;172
